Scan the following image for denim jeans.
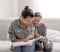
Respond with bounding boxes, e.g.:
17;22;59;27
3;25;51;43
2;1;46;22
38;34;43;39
35;38;53;52
12;44;35;52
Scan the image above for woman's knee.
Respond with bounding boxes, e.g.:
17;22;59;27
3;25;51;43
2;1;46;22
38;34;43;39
12;46;21;52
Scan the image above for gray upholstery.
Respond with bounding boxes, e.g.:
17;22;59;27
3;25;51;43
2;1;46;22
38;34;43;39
0;19;12;40
0;17;60;52
0;18;60;40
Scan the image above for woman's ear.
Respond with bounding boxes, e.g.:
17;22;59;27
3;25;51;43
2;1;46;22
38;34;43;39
20;16;24;20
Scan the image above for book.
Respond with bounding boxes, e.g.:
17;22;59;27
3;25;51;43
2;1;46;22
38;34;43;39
12;36;45;47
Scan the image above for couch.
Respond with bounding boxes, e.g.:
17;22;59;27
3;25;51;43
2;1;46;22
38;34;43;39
0;17;60;52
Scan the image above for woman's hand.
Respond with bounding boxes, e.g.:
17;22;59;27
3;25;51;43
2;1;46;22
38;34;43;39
35;34;40;38
26;35;34;40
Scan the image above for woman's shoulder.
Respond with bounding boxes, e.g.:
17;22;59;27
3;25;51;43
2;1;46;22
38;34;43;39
10;19;19;26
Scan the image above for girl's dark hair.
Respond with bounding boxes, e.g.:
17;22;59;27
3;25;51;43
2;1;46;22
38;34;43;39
21;6;33;19
34;12;42;19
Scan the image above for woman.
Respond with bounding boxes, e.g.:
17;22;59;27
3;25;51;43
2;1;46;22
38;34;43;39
8;6;36;52
33;12;53;52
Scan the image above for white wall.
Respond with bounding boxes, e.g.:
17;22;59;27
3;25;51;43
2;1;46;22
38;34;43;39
0;0;19;18
18;0;33;17
33;0;60;19
0;0;33;18
1;0;60;19
12;0;18;17
0;0;13;17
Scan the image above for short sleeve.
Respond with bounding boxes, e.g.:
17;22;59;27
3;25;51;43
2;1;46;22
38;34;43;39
8;24;16;41
41;24;47;37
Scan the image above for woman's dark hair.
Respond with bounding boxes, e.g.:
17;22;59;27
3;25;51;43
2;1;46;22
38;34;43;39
34;12;42;19
21;6;33;19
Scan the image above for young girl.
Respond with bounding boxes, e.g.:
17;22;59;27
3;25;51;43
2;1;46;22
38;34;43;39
33;12;53;52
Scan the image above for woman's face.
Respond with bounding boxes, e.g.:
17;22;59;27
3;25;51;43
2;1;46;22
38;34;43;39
22;16;32;26
33;17;42;26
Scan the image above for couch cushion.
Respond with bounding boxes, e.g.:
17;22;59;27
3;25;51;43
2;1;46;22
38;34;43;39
0;17;18;40
46;29;60;42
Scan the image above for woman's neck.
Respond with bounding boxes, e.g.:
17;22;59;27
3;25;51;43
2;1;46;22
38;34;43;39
19;18;27;29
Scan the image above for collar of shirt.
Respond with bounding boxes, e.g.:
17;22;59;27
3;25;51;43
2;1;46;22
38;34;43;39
17;19;30;30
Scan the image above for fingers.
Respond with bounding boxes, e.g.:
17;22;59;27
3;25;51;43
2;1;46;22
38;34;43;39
27;35;34;40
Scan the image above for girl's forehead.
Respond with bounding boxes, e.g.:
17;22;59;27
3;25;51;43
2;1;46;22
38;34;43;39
34;17;41;19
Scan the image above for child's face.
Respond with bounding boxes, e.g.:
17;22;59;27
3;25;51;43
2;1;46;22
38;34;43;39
33;17;42;26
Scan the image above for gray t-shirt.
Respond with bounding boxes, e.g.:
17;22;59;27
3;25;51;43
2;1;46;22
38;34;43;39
8;19;37;41
36;23;47;37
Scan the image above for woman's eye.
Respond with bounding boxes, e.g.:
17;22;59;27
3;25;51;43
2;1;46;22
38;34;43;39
28;20;30;22
38;20;39;22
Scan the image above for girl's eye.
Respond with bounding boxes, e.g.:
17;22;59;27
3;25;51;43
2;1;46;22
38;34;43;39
34;20;36;22
28;20;30;22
